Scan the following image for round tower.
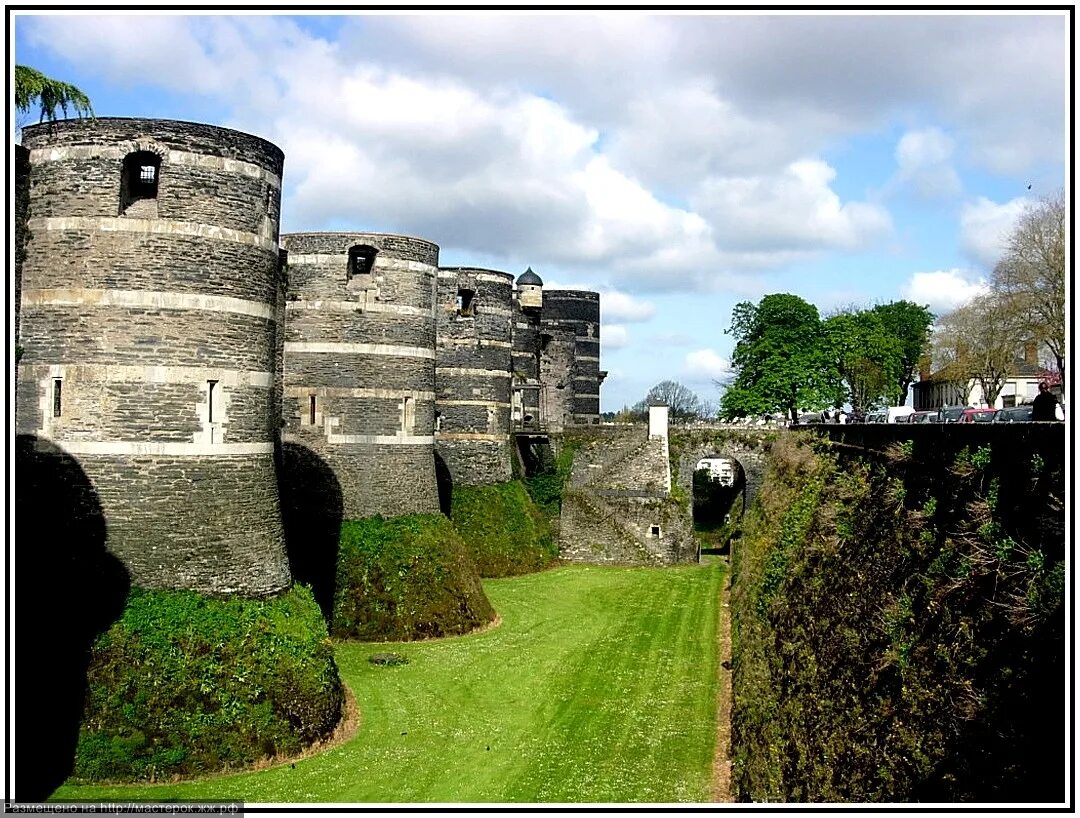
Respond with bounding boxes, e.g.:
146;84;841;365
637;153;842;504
511;268;544;430
541;289;603;427
17;117;290;596
279;232;440;519
434;267;515;485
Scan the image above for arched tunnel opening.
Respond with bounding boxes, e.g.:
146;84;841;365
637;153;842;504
692;456;747;557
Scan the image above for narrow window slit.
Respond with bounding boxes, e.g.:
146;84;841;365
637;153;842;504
52;379;62;418
207;380;218;423
310;394;317;425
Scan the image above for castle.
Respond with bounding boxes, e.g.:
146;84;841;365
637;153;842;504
14;117;604;595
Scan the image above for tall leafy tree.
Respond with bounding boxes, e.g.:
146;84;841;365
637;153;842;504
870;300;935;404
15;65;93;128
824;310;905;414
991;189;1066;388
719;294;832;423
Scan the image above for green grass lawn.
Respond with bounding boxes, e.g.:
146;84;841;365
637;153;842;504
55;563;723;804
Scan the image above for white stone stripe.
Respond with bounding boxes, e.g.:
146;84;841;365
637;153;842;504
437;400;512;408
577;337;600;344
285;342;435;359
285;387;435;400
327;434;434;445
286;300;429;318
286;253;434;273
28;145;281;188
31;216;278;252
512;350;537;357
437;271;513;283
577;356;601;362
573;376;601;383
48;364;272;388
438;338;513;348
22;288;275;321
50;440;274;456
435;433;508;442
435;367;511;378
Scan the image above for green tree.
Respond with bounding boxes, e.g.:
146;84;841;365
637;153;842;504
15;65;93;128
824;310;904;415
870;300;935;404
719;294;833;424
991;190;1066;388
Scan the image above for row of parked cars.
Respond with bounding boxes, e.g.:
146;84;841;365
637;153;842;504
867;405;1049;424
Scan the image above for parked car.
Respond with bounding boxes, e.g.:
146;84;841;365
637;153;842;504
939;405;968;423
959;408;997;423
994;405;1034;423
865;412;886;423
795;412;820;425
907;410;940;423
886;406;916;423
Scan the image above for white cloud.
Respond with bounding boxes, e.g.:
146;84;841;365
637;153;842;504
892;127;961;198
599;290;655;323
901;269;988;315
684;348;732;379
603;324;629;350
692;160;892;253
960;196;1028;270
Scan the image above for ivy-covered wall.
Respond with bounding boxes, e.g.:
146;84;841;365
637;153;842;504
730;426;1064;802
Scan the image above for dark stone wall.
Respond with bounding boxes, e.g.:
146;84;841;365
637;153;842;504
280;231;440;519
542;289;601;426
15;145;29;347
434;267;514;485
16;119;290;597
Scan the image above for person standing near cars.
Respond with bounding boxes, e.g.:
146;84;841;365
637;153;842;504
1031;381;1060;421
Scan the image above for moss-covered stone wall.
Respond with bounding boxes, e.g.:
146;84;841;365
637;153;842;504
730;425;1064;802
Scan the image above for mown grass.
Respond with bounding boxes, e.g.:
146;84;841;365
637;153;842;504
55;563;724;804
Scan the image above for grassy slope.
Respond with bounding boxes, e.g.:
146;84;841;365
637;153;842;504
55;564;723;803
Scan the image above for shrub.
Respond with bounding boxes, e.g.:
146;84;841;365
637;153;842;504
332;514;495;641
74;585;343;782
450;481;557;577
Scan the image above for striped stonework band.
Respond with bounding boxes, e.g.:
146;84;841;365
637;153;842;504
22;288;275;321
34;363;272;388
437;400;512;408
47;439;275;457
437;271;513;283
286;254;435;274
285;342;435;359
285;300;430;318
326;433;434;445
29;216;279;253
285;387;435;400
435;367;511;378
435;432;508;442
438;338;513;349
28;145;282;188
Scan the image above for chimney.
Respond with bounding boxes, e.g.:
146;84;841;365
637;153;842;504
1023;341;1037;366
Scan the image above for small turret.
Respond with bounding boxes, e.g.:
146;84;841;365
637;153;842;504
516;266;543;310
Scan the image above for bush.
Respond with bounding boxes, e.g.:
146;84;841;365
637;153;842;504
332;514;495;641
74;585;343;782
450;481;558;577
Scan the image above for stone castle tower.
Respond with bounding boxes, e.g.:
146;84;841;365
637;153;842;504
278;232;441;518
16;118;291;596
16;116;605;554
540;289;605;428
434;266;516;486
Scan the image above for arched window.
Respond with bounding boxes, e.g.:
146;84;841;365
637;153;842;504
120;151;161;215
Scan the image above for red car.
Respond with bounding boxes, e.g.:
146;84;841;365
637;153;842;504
959;408;997;423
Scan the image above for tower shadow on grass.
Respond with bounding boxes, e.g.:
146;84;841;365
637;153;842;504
15;434;130;801
277;442;343;625
434;450;453;517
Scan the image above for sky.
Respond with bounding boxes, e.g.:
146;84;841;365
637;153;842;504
12;10;1070;412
